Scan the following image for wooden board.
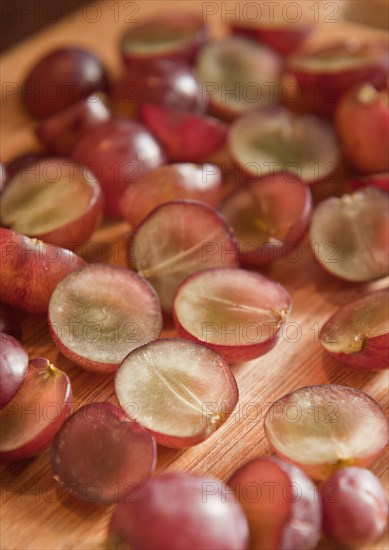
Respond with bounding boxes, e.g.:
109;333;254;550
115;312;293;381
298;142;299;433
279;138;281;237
1;2;388;549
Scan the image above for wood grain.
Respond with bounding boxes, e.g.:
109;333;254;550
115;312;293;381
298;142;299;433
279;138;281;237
0;2;388;549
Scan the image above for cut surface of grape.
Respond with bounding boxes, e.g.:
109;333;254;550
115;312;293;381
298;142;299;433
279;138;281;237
0;358;72;459
197;37;282;119
0;333;28;410
108;472;249;550
173;268;291;363
320;288;389;369
51;402;156;503
0;159;102;249
0;228;86;313
221;173;312;265
310;188;389;282
228;456;321;550
265;384;389;480
115;338;238;448
321;467;388;547
120;163;221;227
48;264;162;372
120;15;208;64
228;107;339;183
128;200;239;312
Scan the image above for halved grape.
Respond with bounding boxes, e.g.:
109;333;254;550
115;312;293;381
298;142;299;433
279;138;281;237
0;228;86;313
24;47;108;118
197;37;282;119
128;200;239;312
0;358;72;459
0;159;103;250
51;402;156;504
36;95;111;156
228;107;339;183
141;104;227;162
0;333;28;410
0;304;22;340
108;472;249;549
72;119;166;217
120;15;208;65
265;385;389;480
48;264;162;373
221;173;312;265
173;268;291;363
321;467;388;547
120;163;221;227
350;173;389;193
321;289;388;370
287;39;389;115
228;456;321;550
310;188;389;282
111;59;205;119
115;338;238;448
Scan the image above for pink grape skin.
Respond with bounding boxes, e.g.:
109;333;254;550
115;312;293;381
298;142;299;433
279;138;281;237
24;47;108;118
111;59;205;119
231;23;312;56
51;402;156;504
0;358;72;460
72;119;166;217
321;467;388;547
108;472;249;550
0;333;28;410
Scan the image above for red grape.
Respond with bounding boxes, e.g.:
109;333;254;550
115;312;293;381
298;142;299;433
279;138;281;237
5;153;47;181
115;338;238;448
0;333;28;410
350;173;389;193
51;402;156;504
0;304;22;340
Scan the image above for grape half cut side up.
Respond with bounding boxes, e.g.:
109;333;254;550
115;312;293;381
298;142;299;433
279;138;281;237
310;187;389;282
221;172;312;266
48;264;163;373
127;200;239;312
0;159;103;250
264;384;389;480
173;268;291;363
108;472;249;550
51;402;156;504
0;228;86;313
320;288;389;370
0;358;72;460
228;456;321;550
0;333;28;410
115;338;238;448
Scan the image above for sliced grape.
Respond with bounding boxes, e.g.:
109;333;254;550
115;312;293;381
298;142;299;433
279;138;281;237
120;15;208;65
321;467;388;547
111;60;205;119
350;173;389;193
140;104;227;162
321;289;388;370
0;358;72;459
120;163;221;227
72;119;166;217
51;402;156;504
228;456;321;550
228;107;339;183
288;39;389;115
197;37;282;119
231;22;312;56
48;264;162;373
24;47;108;118
310;188;389;282
0;333;28;410
221;173;312;265
0;228;86;313
0;159;103;250
335;84;389;174
173;268;291;363
36;95;111;156
265;384;389;480
128;200;239;312
0;304;22;340
108;472;249;549
115;338;238;448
